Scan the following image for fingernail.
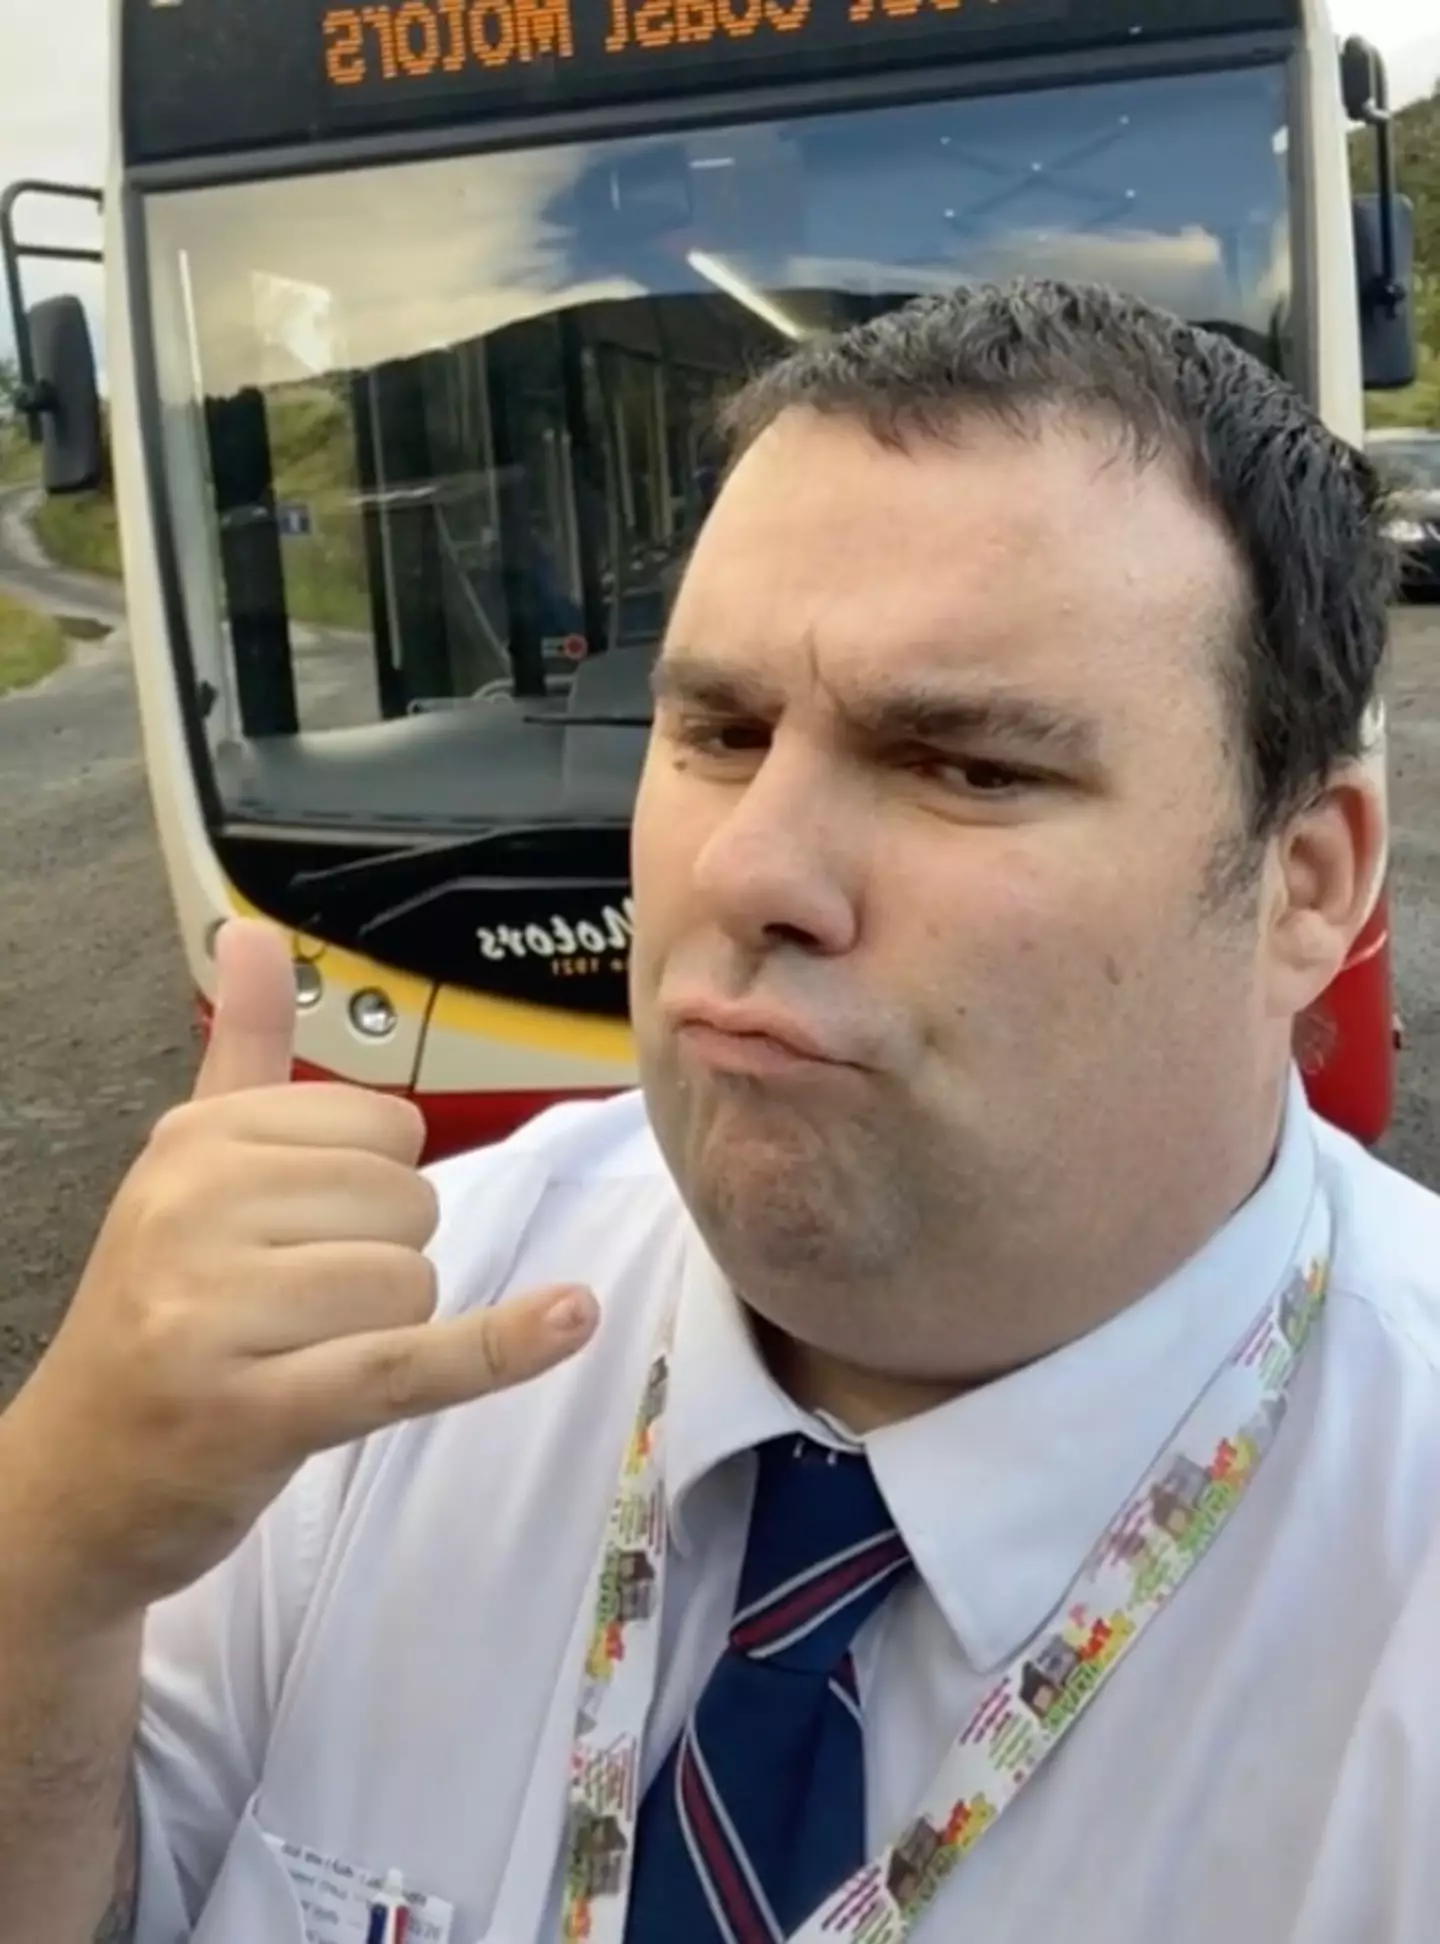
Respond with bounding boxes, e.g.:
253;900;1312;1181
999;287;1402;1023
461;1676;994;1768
546;1288;597;1340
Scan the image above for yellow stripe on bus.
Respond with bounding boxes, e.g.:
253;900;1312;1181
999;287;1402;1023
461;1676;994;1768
225;884;635;1061
428;985;635;1062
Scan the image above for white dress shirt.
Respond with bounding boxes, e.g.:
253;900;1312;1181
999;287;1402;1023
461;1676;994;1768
133;1071;1440;1944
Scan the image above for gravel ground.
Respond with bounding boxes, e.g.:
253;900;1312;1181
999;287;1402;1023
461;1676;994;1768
0;505;1436;1402
0;505;195;1393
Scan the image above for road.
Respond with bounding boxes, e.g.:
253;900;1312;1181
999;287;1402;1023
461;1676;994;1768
0;485;125;627
0;494;195;1389
0;503;1437;1399
1383;617;1440;1171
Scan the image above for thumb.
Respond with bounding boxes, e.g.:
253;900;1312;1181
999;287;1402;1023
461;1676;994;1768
193;919;298;1099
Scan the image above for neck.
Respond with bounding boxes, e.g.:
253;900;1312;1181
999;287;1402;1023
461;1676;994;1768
759;1325;967;1432
757;1082;1291;1434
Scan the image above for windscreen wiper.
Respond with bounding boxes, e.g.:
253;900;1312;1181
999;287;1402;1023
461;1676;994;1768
288;820;628;894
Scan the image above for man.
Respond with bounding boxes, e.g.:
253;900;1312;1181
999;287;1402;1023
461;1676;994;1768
2;279;1439;1944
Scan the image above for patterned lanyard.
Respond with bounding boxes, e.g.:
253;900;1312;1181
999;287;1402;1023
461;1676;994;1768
560;1188;1333;1944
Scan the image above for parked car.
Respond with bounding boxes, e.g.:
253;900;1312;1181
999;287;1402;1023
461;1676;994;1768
1366;428;1440;599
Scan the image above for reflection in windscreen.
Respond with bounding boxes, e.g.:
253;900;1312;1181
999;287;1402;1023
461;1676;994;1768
144;61;1291;832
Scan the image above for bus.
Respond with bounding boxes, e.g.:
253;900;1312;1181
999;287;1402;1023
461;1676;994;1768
4;0;1417;1160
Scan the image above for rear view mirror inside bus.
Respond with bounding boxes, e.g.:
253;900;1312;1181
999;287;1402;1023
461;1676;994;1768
28;294;104;495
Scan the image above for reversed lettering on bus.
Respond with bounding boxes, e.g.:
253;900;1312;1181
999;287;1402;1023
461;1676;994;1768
323;0;993;88
604;0;809;53
324;0;575;86
476;898;635;965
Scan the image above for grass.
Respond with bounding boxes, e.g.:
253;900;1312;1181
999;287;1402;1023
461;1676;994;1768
267;384;372;632
0;424;40;485
1;421;124;590
1365;347;1440;434
280;535;372;632
25;477;371;633
0;593;66;694
32;490;123;578
1364;277;1440;432
4;388;372;630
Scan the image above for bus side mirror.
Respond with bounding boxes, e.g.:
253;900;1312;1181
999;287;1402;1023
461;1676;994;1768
1340;36;1380;122
1352;194;1416;392
1340;36;1416;394
26;293;105;494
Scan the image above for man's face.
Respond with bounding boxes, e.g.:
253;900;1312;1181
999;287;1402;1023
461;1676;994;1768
629;408;1287;1381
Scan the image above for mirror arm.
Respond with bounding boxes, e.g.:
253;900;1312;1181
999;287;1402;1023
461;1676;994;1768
16;379;56;419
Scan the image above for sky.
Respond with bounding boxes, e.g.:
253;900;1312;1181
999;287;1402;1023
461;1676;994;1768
0;0;1436;359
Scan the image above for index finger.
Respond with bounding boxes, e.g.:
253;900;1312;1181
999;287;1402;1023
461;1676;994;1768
263;1282;602;1450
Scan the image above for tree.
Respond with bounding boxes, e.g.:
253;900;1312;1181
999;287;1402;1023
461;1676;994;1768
0;354;20;424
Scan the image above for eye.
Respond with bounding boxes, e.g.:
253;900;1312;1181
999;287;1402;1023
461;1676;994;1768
919;756;1038;795
671;714;771;756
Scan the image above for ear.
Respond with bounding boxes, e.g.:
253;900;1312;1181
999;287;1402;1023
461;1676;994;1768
1263;768;1386;1021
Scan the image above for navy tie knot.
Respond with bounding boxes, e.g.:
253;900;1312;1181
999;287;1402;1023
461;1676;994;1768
729;1437;911;1673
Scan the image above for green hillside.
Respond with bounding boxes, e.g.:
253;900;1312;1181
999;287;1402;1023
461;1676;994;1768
1352;85;1440;427
0;391;367;628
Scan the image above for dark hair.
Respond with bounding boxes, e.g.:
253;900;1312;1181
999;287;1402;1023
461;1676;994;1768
716;279;1397;839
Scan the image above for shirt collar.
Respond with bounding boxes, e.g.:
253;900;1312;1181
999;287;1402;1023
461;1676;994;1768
664;1067;1319;1673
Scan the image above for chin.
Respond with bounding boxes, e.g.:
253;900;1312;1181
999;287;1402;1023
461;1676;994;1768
679;1073;830;1183
641;1049;923;1276
690;1122;912;1286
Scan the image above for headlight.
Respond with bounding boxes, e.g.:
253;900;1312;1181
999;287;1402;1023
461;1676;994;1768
349;988;399;1039
294;960;324;1010
1388;519;1427;546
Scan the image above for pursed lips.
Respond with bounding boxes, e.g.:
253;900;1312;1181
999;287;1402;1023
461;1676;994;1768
667;999;857;1068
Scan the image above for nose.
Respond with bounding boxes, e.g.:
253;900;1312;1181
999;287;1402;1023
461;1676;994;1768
689;736;862;957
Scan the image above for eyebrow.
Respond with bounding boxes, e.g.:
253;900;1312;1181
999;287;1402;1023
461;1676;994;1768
650;650;1103;767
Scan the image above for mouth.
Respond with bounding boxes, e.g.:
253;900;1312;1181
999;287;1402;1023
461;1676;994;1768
669;1001;853;1075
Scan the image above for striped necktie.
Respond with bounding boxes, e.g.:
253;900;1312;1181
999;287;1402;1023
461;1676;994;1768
624;1434;913;1942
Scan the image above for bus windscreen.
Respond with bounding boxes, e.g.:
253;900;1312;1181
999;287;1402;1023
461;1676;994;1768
122;0;1295;164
